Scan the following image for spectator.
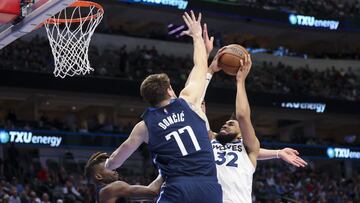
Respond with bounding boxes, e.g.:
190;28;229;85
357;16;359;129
9;186;20;203
62;178;83;203
41;193;50;203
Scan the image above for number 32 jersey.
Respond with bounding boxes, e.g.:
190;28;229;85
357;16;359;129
142;98;217;179
212;139;255;203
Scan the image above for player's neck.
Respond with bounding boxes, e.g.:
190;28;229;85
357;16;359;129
155;98;172;108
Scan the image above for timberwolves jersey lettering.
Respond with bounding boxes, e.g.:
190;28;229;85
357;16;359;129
212;138;255;203
142;98;217;179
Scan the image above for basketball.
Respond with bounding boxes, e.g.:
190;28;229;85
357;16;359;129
218;44;249;76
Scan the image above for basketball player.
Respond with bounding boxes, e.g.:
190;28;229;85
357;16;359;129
199;26;307;203
105;11;222;203
198;24;307;168
84;152;163;203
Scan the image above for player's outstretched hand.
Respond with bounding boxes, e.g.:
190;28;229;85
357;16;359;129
209;46;227;74
182;10;202;38
279;148;308;168
203;23;214;56
236;54;252;82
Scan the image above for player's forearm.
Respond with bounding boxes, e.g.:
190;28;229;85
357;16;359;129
147;175;163;195
257;148;280;160
236;82;251;119
236;82;259;154
128;185;158;198
192;36;208;72
106;142;133;170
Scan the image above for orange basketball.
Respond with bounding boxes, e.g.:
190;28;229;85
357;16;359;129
218;44;249;76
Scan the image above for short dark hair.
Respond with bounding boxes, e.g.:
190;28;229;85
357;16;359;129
140;73;171;106
229;112;236;120
84;152;109;179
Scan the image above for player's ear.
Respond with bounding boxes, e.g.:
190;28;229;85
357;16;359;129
95;172;103;182
167;86;176;98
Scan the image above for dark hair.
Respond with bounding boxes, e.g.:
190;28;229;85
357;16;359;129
84;152;109;179
140;73;171;106
229;112;236;120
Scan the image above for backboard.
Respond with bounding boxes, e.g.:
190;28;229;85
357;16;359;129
0;0;77;49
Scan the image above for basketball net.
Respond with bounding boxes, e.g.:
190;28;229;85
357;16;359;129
44;1;103;78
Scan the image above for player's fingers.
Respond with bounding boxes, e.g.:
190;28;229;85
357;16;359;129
190;10;196;21
218;46;226;55
184;12;192;23
295;160;304;167
295;158;306;166
290;160;300;167
292;149;299;155
297;157;308;165
197;12;202;23
182;15;191;27
210;36;214;43
203;24;209;39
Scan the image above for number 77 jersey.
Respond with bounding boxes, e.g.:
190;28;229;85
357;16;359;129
142;98;217;179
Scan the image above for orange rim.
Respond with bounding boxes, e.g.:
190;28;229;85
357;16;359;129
45;1;104;24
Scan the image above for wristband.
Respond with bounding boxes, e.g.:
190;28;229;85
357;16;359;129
206;72;213;81
276;150;280;159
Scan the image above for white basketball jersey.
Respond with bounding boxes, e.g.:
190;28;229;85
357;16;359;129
212;138;255;203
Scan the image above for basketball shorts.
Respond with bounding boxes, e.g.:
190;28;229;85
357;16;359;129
156;176;222;203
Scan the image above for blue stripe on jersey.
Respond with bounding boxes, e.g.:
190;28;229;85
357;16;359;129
142;98;217;179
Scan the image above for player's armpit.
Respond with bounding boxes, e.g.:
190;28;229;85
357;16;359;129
105;121;149;170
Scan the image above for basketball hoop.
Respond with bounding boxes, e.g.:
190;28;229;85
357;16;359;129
44;1;104;78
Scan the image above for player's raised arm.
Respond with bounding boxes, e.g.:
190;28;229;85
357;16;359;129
105;121;149;170
235;54;260;167
258;148;308;167
179;11;208;107
184;23;214;88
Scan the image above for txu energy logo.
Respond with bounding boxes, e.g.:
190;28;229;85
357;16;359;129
327;147;360;159
289;14;339;30
129;0;188;10
0;130;62;147
0;131;10;144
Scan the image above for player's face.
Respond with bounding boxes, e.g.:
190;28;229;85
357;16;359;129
219;120;240;135
216;120;241;144
94;162;119;184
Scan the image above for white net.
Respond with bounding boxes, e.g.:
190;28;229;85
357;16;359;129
44;1;103;78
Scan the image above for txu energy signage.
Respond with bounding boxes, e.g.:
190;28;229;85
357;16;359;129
0;130;62;147
327;147;360;159
121;0;188;10
288;14;339;30
281;102;326;113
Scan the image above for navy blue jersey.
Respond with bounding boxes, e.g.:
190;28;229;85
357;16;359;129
142;98;217;179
